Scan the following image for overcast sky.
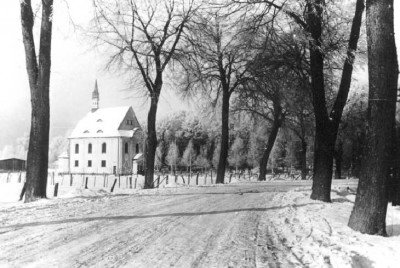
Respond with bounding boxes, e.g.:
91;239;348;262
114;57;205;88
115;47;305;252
0;1;399;150
0;0;191;150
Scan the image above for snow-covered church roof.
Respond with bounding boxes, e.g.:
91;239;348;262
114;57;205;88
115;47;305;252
69;106;142;139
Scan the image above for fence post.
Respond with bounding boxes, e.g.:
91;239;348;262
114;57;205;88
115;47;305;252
19;183;27;201
118;175;121;188
70;174;73;186
111;178;118;193
229;173;232;183
54;183;59;197
196;173;199;185
85;177;88;189
188;174;191;185
134;177;137;189
94;176;96;187
204;173;207;185
175;175;177;183
18;172;22;183
129;177;132;189
166;175;169;185
157;175;160;188
181;175;185;184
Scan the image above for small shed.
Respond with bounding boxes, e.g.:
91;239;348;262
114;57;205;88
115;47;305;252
56;152;69;173
0;157;26;171
133;153;144;175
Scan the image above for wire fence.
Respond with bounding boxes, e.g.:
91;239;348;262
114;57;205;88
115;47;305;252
0;169;315;200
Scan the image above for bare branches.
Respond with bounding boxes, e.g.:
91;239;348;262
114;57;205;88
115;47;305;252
90;0;198;95
177;8;257;104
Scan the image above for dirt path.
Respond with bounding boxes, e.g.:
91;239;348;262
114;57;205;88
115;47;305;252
0;182;357;267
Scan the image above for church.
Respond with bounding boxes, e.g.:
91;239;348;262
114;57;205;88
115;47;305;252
67;81;144;175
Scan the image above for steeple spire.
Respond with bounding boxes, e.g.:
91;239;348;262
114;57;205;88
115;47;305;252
91;80;100;112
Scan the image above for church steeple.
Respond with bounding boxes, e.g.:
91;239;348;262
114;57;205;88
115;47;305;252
92;80;99;112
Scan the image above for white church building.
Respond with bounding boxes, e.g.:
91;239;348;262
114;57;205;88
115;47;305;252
66;81;144;175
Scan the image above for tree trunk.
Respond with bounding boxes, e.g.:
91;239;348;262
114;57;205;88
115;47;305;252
20;0;53;202
335;155;342;180
348;0;398;235
144;92;159;188
300;139;308;180
259;119;281;181
311;128;335;202
351;132;364;178
388;124;399;205
216;89;230;184
335;141;343;180
310;0;365;202
392;125;400;206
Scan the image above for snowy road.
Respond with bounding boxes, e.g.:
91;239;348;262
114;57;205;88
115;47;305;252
2;180;397;268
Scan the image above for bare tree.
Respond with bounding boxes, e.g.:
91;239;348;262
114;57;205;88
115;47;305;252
20;0;53;202
348;0;398;235
178;10;253;183
234;0;365;201
91;0;197;188
235;69;288;181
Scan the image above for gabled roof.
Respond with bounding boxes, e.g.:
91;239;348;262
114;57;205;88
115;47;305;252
69;106;141;138
0;155;27;161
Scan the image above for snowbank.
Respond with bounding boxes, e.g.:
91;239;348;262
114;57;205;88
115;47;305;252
267;185;400;267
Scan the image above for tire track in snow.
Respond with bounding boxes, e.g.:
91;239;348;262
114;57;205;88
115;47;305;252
1;183;308;267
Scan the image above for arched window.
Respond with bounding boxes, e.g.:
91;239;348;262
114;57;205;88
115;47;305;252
97;130;103;133
102;142;107;153
125;142;129;154
88;143;92;154
136;143;139;154
75;144;79;154
97;119;103;122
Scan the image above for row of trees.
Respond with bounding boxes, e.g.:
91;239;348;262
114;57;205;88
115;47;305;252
153;99;368;180
154;111;304;174
19;0;399;236
91;0;356;192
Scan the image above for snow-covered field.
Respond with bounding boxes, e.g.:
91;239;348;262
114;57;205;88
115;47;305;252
0;179;399;267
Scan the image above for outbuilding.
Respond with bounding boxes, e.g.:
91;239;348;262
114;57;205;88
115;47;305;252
0;157;26;171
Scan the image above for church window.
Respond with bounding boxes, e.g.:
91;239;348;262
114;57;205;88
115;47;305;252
136;143;139;154
125;142;129;154
88;143;92;154
102;143;107;153
101;160;106;167
88;160;92;167
75;160;79;167
75;144;79;154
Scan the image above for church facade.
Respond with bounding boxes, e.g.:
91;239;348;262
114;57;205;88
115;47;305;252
68;81;143;175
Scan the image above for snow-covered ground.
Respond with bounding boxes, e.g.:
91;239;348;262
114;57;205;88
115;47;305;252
0;179;399;267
